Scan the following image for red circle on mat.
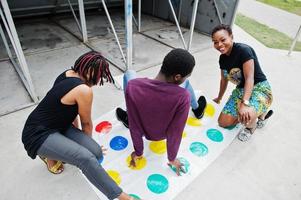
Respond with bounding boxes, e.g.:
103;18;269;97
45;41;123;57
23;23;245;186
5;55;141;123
95;121;112;133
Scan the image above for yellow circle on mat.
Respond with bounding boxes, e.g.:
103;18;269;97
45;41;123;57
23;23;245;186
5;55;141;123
149;140;167;154
186;117;202;126
204;103;215;117
126;155;147;170
182;131;187;138
107;170;121;185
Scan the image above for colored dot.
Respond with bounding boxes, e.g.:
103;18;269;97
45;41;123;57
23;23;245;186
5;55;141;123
169;157;190;175
204;103;215;117
206;129;224;142
110;136;128;151
147;174;169;194
149;140;167;154
107;170;121;185
186;117;202;126
224;125;236;130
190;142;208;157
129;194;141;199
126;155;147;170
182;131;187;138
98;156;104;164
95;121;112;133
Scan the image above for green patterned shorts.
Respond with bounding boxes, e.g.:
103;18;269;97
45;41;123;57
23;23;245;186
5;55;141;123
222;81;273;117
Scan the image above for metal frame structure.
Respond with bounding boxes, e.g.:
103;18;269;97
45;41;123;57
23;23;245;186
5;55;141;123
0;0;203;113
0;0;38;104
73;0;200;69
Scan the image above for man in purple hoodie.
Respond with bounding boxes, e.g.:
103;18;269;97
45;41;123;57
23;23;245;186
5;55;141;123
116;49;206;175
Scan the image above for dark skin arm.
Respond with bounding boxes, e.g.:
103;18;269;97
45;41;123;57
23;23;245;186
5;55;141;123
238;59;255;125
213;70;228;104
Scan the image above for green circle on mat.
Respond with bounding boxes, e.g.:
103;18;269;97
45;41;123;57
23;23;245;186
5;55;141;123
129;194;141;199
190;142;208;157
147;174;169;194
207;129;224;142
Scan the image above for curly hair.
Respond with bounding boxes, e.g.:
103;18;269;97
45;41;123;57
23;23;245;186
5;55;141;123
211;24;232;37
160;48;195;77
72;51;114;86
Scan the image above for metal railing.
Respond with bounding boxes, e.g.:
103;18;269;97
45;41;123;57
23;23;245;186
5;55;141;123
288;25;301;56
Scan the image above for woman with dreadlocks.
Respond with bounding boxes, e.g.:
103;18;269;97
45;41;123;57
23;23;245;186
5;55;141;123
22;51;136;200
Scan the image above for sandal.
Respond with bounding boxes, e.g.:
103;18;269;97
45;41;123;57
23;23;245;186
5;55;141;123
39;156;64;174
257;110;274;129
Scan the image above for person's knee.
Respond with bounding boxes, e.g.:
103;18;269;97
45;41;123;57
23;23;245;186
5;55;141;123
92;146;103;160
218;114;237;128
73;148;97;169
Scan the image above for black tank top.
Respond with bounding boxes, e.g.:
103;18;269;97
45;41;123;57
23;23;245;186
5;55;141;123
22;71;84;159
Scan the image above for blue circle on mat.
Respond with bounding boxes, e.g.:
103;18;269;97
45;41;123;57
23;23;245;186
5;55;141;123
98;156;104;164
110;136;128;150
206;129;224;142
190;142;208;157
147;174;169;194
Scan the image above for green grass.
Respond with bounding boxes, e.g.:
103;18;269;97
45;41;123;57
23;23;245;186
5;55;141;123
235;13;301;51
257;0;301;16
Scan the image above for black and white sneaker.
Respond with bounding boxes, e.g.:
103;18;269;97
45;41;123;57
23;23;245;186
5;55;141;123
257;110;274;129
116;107;129;128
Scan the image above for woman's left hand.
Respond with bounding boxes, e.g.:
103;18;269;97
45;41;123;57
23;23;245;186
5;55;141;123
100;145;107;155
238;103;252;125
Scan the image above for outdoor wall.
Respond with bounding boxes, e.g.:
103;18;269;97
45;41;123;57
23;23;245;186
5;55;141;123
8;0;123;17
142;0;239;35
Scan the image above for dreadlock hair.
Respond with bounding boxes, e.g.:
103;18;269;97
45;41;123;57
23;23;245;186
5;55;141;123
160;48;195;78
72;51;114;86
211;24;232;37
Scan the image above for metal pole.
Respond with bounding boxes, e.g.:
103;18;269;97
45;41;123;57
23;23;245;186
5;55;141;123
178;0;182;24
67;0;82;33
125;0;133;70
78;0;88;42
138;0;141;32
167;0;187;49
152;0;156;16
213;0;223;24
187;0;199;51
288;25;301;56
230;0;240;27
0;24;34;97
1;0;38;102
101;0;126;64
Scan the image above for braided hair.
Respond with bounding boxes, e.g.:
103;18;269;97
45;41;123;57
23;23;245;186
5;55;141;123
72;51;114;86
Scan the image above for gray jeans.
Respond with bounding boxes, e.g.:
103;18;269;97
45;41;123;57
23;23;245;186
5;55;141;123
37;126;122;200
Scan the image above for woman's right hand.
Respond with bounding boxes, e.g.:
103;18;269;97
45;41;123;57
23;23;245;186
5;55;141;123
213;97;221;104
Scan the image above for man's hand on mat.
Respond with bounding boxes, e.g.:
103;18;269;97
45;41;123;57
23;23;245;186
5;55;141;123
129;152;143;168
168;159;186;176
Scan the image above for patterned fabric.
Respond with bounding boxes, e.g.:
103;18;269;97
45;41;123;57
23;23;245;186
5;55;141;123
222;81;273;117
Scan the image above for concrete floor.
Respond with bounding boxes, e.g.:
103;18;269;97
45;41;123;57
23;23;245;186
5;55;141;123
1;8;301;200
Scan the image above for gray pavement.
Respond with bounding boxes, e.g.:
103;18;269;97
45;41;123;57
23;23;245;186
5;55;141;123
1;3;301;200
1;24;301;200
238;0;301;41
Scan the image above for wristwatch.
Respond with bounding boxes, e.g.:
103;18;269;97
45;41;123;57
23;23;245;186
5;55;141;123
242;99;250;106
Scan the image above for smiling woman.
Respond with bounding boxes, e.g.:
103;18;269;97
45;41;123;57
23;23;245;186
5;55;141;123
211;24;273;142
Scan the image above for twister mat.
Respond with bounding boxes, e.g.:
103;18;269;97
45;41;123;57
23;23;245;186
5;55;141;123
86;91;241;200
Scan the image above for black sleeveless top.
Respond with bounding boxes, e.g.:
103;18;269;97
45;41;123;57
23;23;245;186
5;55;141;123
22;71;84;159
